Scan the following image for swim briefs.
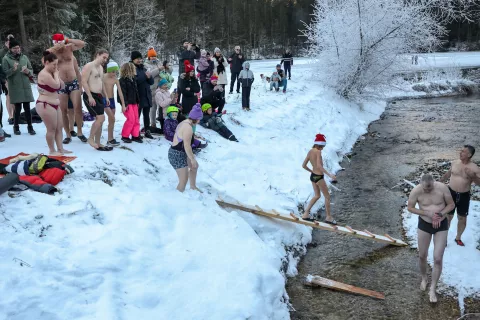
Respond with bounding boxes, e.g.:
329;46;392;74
103;97;116;109
418;216;449;234
58;79;80;95
310;173;324;183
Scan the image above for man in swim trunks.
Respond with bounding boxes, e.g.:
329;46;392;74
81;49;111;151
440;145;480;246
407;174;455;303
301;134;337;224
103;60;125;146
48;34;86;144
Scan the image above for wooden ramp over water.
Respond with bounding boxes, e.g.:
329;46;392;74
216;198;407;247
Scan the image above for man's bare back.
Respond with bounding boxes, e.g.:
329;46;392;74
307;148;323;175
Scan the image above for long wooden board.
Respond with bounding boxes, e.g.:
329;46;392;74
305;275;385;300
215;198;407;247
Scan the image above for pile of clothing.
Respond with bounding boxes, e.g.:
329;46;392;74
0;153;74;195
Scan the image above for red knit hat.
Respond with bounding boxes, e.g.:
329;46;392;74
210;74;218;81
52;33;65;44
184;60;195;73
314;134;326;146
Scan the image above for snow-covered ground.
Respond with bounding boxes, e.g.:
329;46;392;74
402;202;480;309
0;59;386;319
399;51;480;70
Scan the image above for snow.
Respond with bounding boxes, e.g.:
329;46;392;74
0;58;385;319
400;51;480;70
402;202;480;308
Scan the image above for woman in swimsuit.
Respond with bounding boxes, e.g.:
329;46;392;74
168;103;203;192
36;51;72;155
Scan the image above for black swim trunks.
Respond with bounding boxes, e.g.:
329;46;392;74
418;216;449;234
447;186;470;217
82;92;105;117
310;173;324;183
58;79;80;95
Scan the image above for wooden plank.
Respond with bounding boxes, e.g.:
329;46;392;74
364;230;376;238
384;234;396;243
271;209;281;216
346;226;356;234
305;276;385;300
215;199;408;247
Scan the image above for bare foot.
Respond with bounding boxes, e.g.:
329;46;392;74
49;151;62;156
59;149;73;154
191;187;203;193
88;138;99;149
429;290;437;303
420;278;427;291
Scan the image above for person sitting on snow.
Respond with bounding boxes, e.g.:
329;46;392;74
164;105;206;151
201;74;225;114
275;64;288;93
200;103;238;142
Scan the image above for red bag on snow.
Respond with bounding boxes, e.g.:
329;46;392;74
39;167;66;186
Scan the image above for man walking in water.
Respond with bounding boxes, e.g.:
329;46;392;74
301;134;337;225
49;33;86;144
407;174;455;303
440;145;480;246
81;49;111;151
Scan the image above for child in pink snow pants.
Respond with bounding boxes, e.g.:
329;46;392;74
119;63;142;143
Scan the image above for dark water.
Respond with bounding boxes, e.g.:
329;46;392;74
286;95;480;320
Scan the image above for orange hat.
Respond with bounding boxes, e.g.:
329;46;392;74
147;48;157;58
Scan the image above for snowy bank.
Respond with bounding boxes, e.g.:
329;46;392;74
0;59;386;319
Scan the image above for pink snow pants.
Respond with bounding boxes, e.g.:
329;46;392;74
121;104;140;138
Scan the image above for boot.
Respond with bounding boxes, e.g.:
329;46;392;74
144;130;154;139
28;125;36;135
14;125;21;135
2;130;11;138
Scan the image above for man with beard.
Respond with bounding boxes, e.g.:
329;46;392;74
48;34;86;144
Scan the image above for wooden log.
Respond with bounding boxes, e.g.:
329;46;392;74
305;276;385;300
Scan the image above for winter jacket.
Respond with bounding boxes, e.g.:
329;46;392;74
144;59;162;92
201;80;224;103
133;63;154;108
238;62;254;87
0;64;6;95
213;55;229;85
178;47;201;74
277;68;286;80
200;112;226;131
118;77;140;105
178;74;201;114
197;56;209;72
164;118;178;142
2;52;34;104
281;53;293;67
159;70;175;89
229;52;246;73
270;72;281;82
154;87;173;117
0;46;8;61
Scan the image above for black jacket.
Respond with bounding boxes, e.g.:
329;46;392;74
0;64;6;95
134;63;154;108
281;53;293;67
118;77;139;105
179;74;200;114
178;47;201;74
201;81;224;104
229;52;246;73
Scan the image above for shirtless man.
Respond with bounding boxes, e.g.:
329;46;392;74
48;33;86;144
440;145;480;246
103;60;125;146
407;174;454;303
301;134;337;224
81;49;111;151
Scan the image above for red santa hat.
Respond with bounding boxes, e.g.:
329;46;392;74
52;33;65;44
314;134;326;146
184;60;195;73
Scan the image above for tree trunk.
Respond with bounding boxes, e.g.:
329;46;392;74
17;1;28;49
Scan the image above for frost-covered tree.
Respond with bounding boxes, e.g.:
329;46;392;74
303;0;479;98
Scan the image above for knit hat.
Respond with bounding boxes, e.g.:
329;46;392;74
8;38;20;49
201;49;207;57
106;60;119;73
214;47;221;53
189;103;203;120
131;50;142;61
210;74;218;81
314;134;326;146
147;47;157;58
201;103;212;112
276;64;281;68
166;106;179;115
52;33;65;44
184;60;195;73
158;78;168;87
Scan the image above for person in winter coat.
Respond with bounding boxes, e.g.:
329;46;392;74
0;35;14;125
144;47;163;134
155;78;176;131
0;62;11;139
164;105;205;151
238;61;254;111
280;49;293;80
178;61;201;116
177;41;201;103
2;38;35;135
131;50;159;139
269;71;282;91
119;62;142;143
200;75;226;114
275;64;288;93
200;103;238;142
197;50;214;86
228;45;245;94
212;48;229;97
159;60;174;89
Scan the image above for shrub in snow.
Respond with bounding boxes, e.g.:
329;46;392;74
303;0;478;98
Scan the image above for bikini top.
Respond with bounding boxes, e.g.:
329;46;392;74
38;83;61;93
172;123;194;152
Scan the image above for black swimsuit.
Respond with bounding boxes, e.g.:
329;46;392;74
418;216;449;234
310;173;324;183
